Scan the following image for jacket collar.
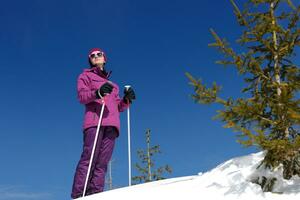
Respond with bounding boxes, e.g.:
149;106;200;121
85;67;112;79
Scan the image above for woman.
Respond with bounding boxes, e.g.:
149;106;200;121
71;48;136;199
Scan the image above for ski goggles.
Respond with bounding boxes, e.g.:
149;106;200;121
89;52;104;59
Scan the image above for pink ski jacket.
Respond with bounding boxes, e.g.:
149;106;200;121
77;67;129;133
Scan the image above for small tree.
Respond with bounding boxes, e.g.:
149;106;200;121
132;129;172;184
186;0;300;191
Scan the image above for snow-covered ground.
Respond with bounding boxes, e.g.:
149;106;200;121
81;152;300;200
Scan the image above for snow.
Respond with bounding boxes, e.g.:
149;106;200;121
80;152;300;200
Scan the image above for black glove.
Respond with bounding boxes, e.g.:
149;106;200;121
123;87;136;103
96;82;113;98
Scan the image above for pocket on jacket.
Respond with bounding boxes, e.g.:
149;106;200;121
90;78;104;90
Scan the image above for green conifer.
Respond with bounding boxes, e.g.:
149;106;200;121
186;0;300;191
132;129;172;184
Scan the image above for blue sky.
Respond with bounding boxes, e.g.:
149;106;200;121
1;0;294;199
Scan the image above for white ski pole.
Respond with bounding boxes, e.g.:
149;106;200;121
125;85;132;186
82;100;106;197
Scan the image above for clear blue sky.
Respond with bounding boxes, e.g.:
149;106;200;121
0;0;270;199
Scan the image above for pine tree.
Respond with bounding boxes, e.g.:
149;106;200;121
186;0;300;191
132;129;172;184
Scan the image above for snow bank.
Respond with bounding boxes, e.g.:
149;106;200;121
80;152;300;200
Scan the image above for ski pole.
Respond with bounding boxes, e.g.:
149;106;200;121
125;85;132;186
82;99;106;197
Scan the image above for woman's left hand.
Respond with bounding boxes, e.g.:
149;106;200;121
123;87;136;103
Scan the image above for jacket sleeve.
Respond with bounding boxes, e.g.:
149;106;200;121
118;98;129;112
117;93;129;112
77;74;97;104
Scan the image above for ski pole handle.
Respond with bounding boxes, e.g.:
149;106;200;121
124;85;132;105
125;85;131;91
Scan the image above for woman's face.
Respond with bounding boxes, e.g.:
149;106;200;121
89;51;105;66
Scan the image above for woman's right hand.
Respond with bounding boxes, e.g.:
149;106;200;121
97;82;114;98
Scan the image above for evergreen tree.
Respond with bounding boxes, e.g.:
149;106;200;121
132;129;172;184
186;0;300;191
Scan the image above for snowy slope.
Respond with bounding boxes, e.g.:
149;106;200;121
81;152;300;200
